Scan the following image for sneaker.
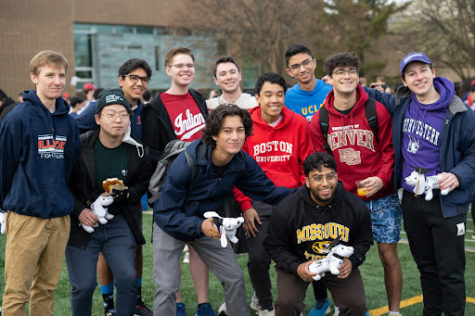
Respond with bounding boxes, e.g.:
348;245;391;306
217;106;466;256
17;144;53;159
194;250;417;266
333;306;339;316
196;302;217;316
308;298;331;316
217;302;227;316
134;299;153;316
177;302;186;316
250;292;262;311
105;312;116;316
258;309;275;316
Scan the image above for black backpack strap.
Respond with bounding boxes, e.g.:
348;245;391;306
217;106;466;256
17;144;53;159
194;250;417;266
365;97;378;142
319;106;332;154
184;150;198;184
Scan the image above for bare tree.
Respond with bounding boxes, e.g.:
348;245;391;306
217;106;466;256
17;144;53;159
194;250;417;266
393;0;475;81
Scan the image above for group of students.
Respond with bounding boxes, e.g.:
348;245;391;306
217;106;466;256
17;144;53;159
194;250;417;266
0;43;473;316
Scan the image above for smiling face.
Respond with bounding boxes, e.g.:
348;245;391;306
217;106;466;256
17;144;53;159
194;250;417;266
211;115;246;163
118;67;148;103
214;62;242;94
305;166;338;206
286;53;316;85
165;53;195;88
401;62;436;98
331;66;359;96
30;63;66;103
255;81;285;123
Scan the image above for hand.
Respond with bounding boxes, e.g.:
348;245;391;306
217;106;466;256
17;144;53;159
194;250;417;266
78;208;98;227
437;172;459;192
201;218;221;239
370;83;385;92
297;260;317;282
337;258;352;279
360;176;383;198
322;75;332;85
242;208;261;238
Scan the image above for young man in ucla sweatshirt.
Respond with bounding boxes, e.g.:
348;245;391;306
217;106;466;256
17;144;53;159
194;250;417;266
232;72;311;315
0;50;80;315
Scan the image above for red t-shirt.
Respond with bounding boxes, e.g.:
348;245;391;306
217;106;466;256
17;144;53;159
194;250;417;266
161;92;206;141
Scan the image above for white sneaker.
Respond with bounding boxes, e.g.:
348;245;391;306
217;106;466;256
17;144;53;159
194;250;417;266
258;309;275;316
217;302;227;316
250;292;262;311
333;306;340;316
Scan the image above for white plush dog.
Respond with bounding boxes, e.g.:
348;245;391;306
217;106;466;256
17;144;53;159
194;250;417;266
81;194;115;233
203;211;244;248
308;243;354;281
404;171;450;201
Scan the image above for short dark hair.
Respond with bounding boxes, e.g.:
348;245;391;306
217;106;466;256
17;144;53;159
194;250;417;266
303;152;337;176
285;44;313;67
324;52;360;76
255;72;288;96
202;104;253;148
142;90;152;102
0;89;7;101
93;88;104;100
70;96;85;108
118;59;152;78
213;56;240;78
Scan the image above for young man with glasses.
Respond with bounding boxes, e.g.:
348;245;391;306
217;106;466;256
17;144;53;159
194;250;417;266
66;89;152;316
365;52;475;316
142;47;214;316
284;44;332;122
264;152;373;316
74;58;154;316
206;56;258;110
309;52;403;316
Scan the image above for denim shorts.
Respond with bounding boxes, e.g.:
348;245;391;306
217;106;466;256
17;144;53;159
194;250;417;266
366;193;402;244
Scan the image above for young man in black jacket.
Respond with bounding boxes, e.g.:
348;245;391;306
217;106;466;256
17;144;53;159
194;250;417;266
264;152;373;316
66;89;152;316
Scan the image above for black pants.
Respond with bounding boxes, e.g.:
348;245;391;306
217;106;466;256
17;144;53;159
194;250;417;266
402;190;466;316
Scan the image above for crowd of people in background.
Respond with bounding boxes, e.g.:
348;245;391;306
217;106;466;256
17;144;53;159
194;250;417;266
0;44;474;316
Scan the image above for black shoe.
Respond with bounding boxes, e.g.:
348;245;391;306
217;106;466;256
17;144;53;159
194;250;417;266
134;299;153;316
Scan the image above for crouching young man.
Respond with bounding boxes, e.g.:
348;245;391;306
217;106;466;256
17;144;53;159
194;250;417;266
152;104;294;316
66;89;152;316
264;152;373;316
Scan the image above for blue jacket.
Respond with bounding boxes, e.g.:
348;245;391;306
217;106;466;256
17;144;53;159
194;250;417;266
365;84;475;218
0;90;80;218
154;139;293;241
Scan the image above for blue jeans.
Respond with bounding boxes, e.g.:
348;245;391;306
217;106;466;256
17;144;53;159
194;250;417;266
65;215;137;316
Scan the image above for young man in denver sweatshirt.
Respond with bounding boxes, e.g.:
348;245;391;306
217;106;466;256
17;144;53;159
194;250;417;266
0;50;80;316
232;72;311;315
309;52;403;315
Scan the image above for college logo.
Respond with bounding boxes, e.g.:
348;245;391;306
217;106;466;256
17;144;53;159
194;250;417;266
339;148;361;165
312;240;332;255
37;134;67;159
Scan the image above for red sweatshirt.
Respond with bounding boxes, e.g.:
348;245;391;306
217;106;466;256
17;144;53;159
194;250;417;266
233;106;312;211
309;85;395;201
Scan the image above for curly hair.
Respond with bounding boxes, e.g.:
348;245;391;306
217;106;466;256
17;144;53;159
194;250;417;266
202;104;253;148
303;152;337;176
323;52;360;76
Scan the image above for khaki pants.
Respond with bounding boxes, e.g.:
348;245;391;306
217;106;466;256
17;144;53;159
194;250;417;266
2;211;70;316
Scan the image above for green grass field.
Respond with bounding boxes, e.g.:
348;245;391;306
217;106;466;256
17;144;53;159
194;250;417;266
0;210;474;315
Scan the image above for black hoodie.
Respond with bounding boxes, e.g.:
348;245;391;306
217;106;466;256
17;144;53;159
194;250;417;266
264;182;373;275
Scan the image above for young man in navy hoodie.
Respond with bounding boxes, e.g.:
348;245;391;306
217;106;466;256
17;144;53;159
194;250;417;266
366;52;475;316
0;50;80;316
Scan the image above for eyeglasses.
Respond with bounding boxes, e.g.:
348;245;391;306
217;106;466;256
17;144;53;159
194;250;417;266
123;74;150;84
169;63;195;69
309;173;337;183
289;59;313;71
332;68;358;76
102;112;130;120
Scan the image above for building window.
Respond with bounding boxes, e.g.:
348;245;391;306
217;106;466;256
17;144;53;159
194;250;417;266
155;46;160;71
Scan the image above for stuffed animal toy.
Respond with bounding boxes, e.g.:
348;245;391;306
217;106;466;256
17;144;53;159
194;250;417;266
404;171;450;201
203;211;244;248
308;240;354;281
0;212;6;234
81;178;128;233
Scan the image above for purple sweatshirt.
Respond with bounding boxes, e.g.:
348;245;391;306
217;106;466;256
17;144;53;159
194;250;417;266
401;77;454;193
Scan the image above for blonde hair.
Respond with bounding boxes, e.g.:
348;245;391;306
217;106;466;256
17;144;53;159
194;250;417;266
29;50;68;75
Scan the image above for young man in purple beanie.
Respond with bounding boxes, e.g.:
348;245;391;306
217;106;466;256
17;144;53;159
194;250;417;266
366;52;475;316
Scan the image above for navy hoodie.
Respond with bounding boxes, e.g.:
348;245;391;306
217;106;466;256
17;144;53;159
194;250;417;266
0;90;80;218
